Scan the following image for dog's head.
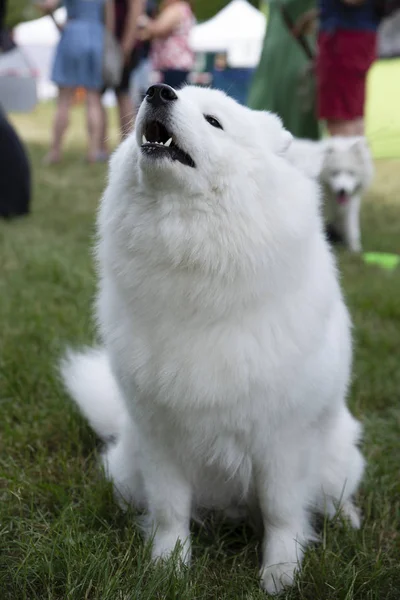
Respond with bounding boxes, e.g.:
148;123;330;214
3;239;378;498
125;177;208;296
320;136;374;204
131;84;293;191
102;86;322;280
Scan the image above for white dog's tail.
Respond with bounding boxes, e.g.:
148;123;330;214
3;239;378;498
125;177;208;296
60;348;127;441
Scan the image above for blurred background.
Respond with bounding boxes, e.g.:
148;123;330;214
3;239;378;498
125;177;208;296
1;3;400;599
1;0;399;160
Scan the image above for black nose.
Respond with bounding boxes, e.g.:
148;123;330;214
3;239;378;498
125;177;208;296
146;84;178;107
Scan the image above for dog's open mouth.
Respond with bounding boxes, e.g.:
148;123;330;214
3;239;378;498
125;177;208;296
141;120;195;168
336;191;349;205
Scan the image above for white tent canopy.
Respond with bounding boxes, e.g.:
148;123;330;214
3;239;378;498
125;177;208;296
12;1;267;100
190;0;266;68
14;8;66;46
13;8;66;99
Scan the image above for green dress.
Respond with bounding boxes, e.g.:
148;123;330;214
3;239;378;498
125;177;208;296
248;0;320;140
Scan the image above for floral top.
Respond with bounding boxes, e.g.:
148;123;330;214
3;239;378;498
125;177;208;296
151;2;195;71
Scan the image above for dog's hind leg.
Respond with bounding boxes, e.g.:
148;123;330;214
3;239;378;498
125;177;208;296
102;419;147;511
317;406;365;528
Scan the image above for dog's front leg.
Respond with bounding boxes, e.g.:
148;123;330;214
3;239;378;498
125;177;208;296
343;197;362;252
142;442;192;566
253;434;314;595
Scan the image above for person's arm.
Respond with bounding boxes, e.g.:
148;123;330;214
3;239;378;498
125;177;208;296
292;9;319;38
105;0;115;34
37;0;60;15
120;0;145;61
138;2;184;40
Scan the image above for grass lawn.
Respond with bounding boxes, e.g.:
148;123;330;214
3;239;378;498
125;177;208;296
1;104;400;600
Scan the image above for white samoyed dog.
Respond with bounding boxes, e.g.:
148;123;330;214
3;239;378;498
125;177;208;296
287;136;374;252
61;85;364;594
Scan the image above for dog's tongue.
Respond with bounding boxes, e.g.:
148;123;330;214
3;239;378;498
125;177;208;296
337;191;349;205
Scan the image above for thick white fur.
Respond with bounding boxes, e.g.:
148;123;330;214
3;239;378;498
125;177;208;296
61;348;126;440
61;87;364;594
287;136;374;252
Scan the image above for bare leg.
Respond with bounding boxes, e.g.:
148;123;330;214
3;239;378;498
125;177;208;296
117;91;135;140
99;100;109;158
45;86;75;164
327;118;364;137
86;90;104;163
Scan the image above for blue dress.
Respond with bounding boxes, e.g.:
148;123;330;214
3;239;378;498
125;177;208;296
52;0;106;90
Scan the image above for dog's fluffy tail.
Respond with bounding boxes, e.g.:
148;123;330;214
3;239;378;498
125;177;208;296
60;347;127;441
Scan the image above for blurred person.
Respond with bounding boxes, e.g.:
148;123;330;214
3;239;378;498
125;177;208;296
130;0;157;106
136;0;195;89
100;0;155;158
248;0;320;140
104;0;145;139
316;0;380;136
39;0;114;164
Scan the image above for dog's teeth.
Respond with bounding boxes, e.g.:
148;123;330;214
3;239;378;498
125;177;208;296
142;134;147;144
165;138;172;147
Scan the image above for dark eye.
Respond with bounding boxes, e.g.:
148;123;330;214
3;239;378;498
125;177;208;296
204;115;223;130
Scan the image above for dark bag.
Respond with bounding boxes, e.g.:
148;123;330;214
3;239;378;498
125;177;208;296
103;29;123;88
0;109;31;218
102;2;123;88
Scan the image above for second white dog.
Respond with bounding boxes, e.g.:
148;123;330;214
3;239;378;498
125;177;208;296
61;85;364;594
287;136;374;252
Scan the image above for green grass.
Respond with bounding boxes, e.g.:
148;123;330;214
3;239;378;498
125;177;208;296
1;105;400;599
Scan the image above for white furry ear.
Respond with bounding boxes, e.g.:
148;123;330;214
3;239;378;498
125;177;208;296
281;130;294;154
351;136;368;159
256;111;293;155
350;136;370;160
324;139;334;154
350;136;367;148
285;138;326;180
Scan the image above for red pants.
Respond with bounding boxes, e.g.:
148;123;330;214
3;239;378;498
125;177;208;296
317;29;377;121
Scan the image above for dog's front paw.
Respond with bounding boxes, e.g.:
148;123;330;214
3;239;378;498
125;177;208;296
260;562;297;595
349;241;362;253
340;500;362;529
151;531;191;567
